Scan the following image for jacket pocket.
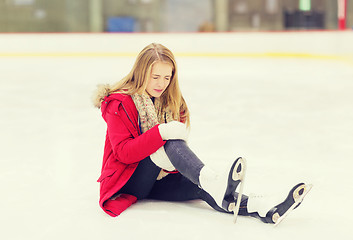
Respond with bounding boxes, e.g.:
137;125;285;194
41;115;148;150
97;169;116;182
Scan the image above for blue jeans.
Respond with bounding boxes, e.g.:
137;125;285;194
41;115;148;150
164;140;204;185
117;140;248;214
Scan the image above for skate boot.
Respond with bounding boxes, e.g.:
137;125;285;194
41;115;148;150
199;157;246;222
247;183;312;226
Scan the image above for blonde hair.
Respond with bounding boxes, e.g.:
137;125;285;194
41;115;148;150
93;43;190;126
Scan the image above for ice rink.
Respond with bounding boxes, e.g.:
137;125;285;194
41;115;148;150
1;32;353;239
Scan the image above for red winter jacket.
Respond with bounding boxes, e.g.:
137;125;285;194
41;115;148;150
97;93;166;217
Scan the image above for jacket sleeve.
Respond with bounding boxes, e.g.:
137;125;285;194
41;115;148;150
104;100;165;164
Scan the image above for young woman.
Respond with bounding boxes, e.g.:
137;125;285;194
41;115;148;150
93;43;311;225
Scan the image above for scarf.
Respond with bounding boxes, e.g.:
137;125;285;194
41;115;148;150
131;93;174;133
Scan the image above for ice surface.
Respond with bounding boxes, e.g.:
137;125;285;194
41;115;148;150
1;36;353;240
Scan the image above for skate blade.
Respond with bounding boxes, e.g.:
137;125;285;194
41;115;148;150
232;157;246;223
273;183;313;227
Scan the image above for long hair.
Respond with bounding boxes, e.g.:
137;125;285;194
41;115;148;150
93;43;190;126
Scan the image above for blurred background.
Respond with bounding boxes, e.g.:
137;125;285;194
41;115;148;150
0;0;351;33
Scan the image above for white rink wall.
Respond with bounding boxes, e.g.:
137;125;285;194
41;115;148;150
0;31;353;58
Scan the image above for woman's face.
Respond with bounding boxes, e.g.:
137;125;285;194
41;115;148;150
146;61;172;98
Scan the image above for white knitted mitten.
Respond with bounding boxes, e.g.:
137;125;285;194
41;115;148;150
158;121;188;141
150;146;175;171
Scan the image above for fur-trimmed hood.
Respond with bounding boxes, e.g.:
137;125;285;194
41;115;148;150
92;84;111;108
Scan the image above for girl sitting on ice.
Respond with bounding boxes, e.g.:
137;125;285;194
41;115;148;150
93;43;311;225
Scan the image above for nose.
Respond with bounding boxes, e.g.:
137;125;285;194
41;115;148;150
156;78;164;87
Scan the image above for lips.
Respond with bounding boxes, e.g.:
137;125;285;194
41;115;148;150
154;89;163;93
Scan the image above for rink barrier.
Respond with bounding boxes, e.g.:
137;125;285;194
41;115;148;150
1;52;352;66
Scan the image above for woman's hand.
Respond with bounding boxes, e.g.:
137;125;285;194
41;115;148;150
158;121;188;141
150;146;175;171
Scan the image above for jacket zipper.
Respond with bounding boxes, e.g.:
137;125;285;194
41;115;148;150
121;103;141;135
